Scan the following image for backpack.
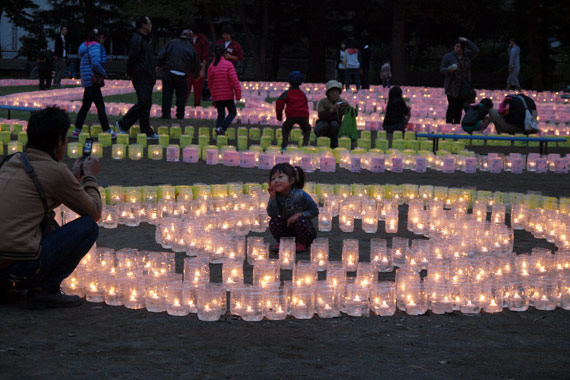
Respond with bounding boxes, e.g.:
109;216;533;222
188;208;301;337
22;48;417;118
516;95;539;133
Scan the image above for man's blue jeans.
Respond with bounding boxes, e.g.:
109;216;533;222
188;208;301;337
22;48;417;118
0;216;98;293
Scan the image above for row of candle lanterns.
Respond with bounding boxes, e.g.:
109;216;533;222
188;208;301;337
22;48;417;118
57;140;570;174
61;238;570;320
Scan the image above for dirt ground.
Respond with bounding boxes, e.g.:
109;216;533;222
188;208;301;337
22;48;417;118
1;128;569;379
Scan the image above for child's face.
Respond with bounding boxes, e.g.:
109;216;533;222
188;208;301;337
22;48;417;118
270;171;294;193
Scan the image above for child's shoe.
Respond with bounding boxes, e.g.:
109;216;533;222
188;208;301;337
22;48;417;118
295;243;306;253
271;243;280;253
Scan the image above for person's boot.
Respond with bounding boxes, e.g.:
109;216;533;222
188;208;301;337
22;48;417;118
27;289;82;309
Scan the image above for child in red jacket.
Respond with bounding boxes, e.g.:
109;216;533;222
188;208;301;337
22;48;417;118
275;71;310;151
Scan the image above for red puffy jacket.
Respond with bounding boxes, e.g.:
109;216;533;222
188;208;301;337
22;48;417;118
207;57;242;101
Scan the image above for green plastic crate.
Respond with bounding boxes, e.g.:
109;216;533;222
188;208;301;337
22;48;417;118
317;136;331;147
375;138;389;151
337;137;351;150
391;139;405;150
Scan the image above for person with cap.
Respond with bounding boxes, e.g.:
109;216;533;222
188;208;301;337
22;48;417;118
156;28;201;120
275;71;311;151
215;25;243;67
185;26;210;107
314;80;351;148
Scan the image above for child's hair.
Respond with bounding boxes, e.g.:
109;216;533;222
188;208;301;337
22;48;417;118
387;86;403;102
269;163;306;190
480;98;493;110
213;44;224;66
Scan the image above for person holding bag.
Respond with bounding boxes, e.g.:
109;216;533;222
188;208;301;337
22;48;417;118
440;37;479;124
73;28;114;138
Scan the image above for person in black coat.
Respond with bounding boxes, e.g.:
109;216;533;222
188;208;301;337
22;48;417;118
53;25;68;87
37;43;53;90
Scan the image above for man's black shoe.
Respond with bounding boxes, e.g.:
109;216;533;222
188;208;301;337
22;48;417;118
27;289;82;309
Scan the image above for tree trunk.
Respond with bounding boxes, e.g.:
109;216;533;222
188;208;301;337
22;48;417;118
391;0;407;85
527;2;544;90
202;4;217;43
270;0;282;80
236;0;265;79
306;1;326;83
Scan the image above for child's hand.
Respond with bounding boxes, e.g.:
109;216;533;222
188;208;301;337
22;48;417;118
287;213;302;227
267;182;276;198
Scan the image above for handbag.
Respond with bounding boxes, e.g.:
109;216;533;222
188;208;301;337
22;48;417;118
87;45;105;87
338;106;358;141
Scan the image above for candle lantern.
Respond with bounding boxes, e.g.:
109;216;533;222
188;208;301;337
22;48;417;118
197;284;223;321
370;238;392;272
533;276;557;311
61;268;85;297
356;262;376;288
508;275;529;312
310;238;329;271
104;272;124;306
182;283;198;313
223;150;240;166
182;146;199;163
291;285;315;319
361;208;378;233
491;204;506;224
262;282;288;320
339;203;354;233
391;237;408;267
111;144;126;160
247;240;269;265
559;276;570;310
318;207;333;232
278;237;296;270
183;257;210;286
67;142;81;158
240;286;264;322
370;282;396;316
166;280;190;316
385;207;399;233
148;144;163;160
85;268;105;303
123;278;146;310
239;151;256;168
482;280;503;314
222;259;244;289
315;282;340;318
100;206;119;229
145;278;167;312
344;283;370;317
91;142;102;158
459;281;482;314
166;145;180;162
253;259;280;288
293;260;318;288
341;239;359;272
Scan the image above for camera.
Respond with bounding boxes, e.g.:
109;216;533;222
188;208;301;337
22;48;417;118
83;138;93;157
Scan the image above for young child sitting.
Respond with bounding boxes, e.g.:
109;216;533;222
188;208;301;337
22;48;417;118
275;71;311;151
461;98;493;134
267;163;318;253
382;86;411;133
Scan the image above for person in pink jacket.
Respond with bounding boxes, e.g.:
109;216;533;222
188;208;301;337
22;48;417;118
208;44;242;135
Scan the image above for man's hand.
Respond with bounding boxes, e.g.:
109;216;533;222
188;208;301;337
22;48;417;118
82;156;100;177
199;68;205;79
287;213;302;227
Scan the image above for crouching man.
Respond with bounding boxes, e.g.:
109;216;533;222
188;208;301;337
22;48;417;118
0;106;102;309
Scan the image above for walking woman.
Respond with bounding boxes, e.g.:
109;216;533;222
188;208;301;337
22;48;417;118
208;44;242;136
73;28;114;137
440;37;479;124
